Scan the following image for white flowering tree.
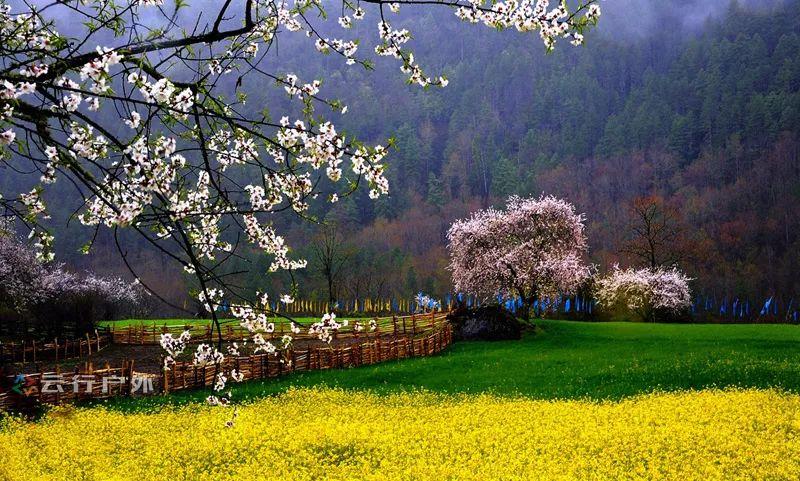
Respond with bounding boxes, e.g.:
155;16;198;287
0;221;143;337
0;0;601;401
595;266;692;322
447;195;589;320
0;220;53;313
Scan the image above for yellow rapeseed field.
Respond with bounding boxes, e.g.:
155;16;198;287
1;388;799;481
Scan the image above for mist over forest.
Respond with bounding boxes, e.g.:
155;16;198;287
2;0;798;313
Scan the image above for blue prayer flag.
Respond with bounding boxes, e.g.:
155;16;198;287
760;297;772;316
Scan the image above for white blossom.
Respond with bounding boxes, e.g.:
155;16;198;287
309;312;343;343
124;111;141;129
0;129;14;145
596;266;692;321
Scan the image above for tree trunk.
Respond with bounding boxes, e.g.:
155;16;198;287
519;302;531;321
327;275;335;310
519;294;536;324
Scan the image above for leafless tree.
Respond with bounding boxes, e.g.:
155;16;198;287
311;224;350;308
621;196;687;269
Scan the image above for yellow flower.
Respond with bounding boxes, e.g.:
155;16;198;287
1;388;798;480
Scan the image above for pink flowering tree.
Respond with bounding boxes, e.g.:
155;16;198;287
447;196;589;320
0;0;601;401
595;266;692;322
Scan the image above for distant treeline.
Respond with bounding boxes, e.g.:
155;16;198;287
227;293;800;324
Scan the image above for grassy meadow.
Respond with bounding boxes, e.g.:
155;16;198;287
99;317;328;328
103;319;800;409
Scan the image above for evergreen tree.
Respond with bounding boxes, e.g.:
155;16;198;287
426;173;445;207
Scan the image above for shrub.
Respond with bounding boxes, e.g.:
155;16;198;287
446;304;522;341
596;266;692;322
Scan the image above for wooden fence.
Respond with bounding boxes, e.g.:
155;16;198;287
0;361;138;411
163;323;453;393
109;311;445;345
0;331;111;364
1;313;453;411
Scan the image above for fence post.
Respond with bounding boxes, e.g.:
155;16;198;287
126;359;134;395
86;333;92;356
259;354;266;378
36;369;43;402
163;366;170;394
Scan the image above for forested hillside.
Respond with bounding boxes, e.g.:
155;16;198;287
5;0;798;310
286;0;800;303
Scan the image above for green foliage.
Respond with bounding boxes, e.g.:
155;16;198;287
426;172;445;207
490;157;522;198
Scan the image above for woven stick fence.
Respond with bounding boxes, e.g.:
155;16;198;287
1;313;452;410
163;322;453;394
0;361;137;411
0;331;111;364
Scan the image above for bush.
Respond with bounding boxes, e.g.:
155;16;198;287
447;304;522;341
596;266;692;322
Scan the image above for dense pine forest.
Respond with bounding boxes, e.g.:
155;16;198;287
3;0;798;311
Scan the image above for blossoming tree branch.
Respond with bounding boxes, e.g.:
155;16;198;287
0;0;600;402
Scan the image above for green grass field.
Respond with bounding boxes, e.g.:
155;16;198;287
100;315;379;329
100;317;310;328
104;319;800;411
